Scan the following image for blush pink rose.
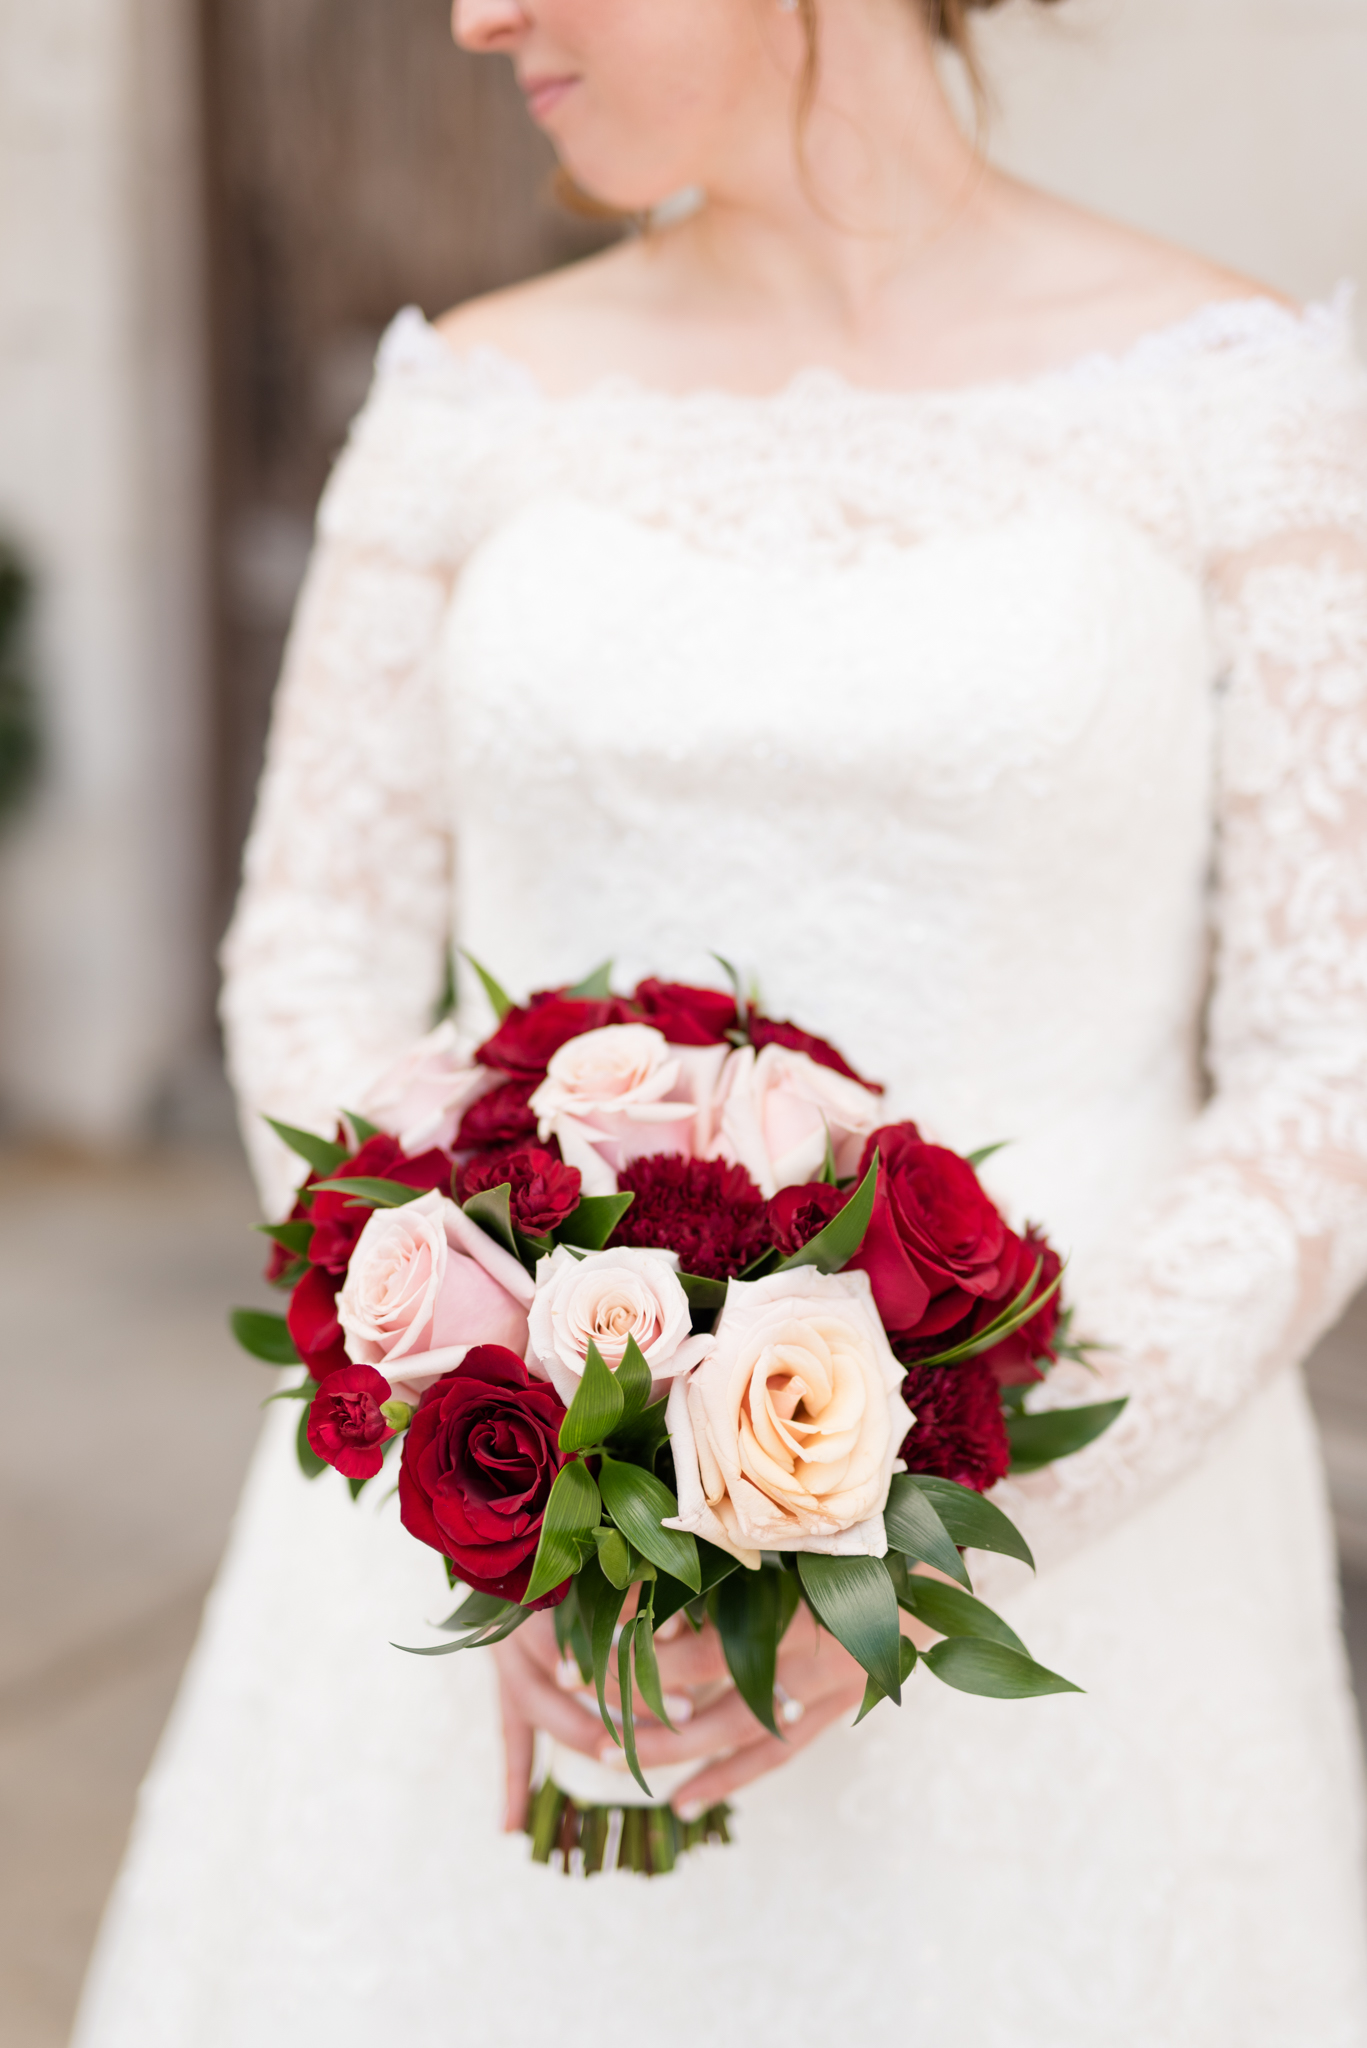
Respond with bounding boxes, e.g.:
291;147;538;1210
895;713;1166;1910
709;1044;883;1199
528;1024;728;1197
336;1189;535;1404
355;1021;498;1155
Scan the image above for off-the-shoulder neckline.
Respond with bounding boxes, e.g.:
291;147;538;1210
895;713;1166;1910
377;284;1356;413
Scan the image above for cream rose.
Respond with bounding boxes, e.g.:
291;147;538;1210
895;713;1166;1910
710;1043;883;1198
529;1023;728;1198
526;1244;714;1407
354;1021;496;1155
337;1189;535;1404
663;1266;913;1564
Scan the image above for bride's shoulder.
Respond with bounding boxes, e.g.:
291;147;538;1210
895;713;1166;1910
431;243;643;395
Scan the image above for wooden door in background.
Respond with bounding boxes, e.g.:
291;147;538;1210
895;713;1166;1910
201;0;616;943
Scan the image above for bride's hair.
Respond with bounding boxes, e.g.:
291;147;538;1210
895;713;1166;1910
791;0;1066;124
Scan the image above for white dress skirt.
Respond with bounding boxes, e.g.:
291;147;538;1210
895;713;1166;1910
74;293;1367;2046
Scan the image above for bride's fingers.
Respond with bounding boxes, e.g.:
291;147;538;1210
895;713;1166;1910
650;1624;730;1691
495;1670;535;1833
620;1682;786;1768
669;1692;854;1815
493;1639;608;1759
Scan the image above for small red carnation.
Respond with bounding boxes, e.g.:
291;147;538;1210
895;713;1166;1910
456;1075;541;1151
766;1182;849;1257
458;1147;582;1235
897;1359;1011;1494
307;1134;451;1276
611;1154;769;1280
286;1263;350;1381
306;1364;394;1480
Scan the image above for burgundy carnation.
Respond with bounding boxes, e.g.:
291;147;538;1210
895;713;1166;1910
456;1075;540;1151
307;1134;451;1276
458;1147;582;1236
286;1262;351;1381
306;1364;394;1480
632;978;738;1046
399;1346;570;1606
612;1154;769;1280
846;1124;1013;1344
748;1012;883;1093
897;1359;1011;1494
766;1181;849;1257
476;992;637;1078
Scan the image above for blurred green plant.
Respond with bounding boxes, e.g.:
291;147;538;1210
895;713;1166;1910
0;542;40;828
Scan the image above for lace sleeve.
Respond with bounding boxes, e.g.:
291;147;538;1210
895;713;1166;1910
990;331;1367;1573
219;317;491;1216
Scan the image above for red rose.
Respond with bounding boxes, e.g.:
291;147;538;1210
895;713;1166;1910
957;1227;1063;1386
307;1134;451;1276
747;1012;883;1093
897;1360;1011;1494
306;1364;394;1479
632;978;738;1046
398;1346;571;1605
846;1124;1013;1342
612;1154;769;1279
476;992;637;1078
456;1075;541;1151
286;1262;351;1381
458;1147;582;1235
766;1181;849;1257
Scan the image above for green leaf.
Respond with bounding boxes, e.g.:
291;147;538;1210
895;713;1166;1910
797;1552;905;1702
613;1334;652;1426
819;1123;839;1187
966;1141;1010;1169
461;1182;518;1258
617;1620;653;1797
854;1635;919;1725
631;1589;676;1730
597;1457;701;1591
710;953;745;1010
343;1110;383;1144
883;1475;972;1590
556;1192;635;1252
261;1379;313;1406
714;1567;783;1735
1007;1398;1128;1476
295;1401;327;1480
677;1270;728;1312
254;1219;315;1257
559;1340;625;1453
902;1474;1035;1571
773;1151;879;1275
306;1176;426;1209
595;1525;633;1590
913;1258;1065;1369
460;949;514;1024
606;1395;671;1460
230;1309;301;1366
393;1603;533;1657
437;1590;512;1634
651;1539;740;1630
579;1555;626;1745
566;960;614;1000
897;1578;1028;1655
924;1637;1082;1699
522;1459;602;1606
265;1117;350;1179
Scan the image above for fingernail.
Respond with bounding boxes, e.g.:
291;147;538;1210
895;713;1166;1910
663;1694;694;1724
598;1746;629;1769
555;1659;579;1690
656;1613;683;1641
676;1799;704;1823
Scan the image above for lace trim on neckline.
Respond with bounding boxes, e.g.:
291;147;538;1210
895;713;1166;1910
376;284;1356;414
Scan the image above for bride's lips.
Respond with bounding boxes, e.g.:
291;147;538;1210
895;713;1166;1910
521;74;578;123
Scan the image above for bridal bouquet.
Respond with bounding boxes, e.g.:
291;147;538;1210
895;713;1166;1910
233;962;1121;1875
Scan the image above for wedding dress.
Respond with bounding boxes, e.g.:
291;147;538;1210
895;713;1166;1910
74;292;1367;2047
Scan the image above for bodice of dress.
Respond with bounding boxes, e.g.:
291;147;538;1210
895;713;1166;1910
220;292;1367;1583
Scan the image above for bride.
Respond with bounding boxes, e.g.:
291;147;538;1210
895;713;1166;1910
75;1;1367;2041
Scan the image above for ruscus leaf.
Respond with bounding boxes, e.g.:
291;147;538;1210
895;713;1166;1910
924;1637;1083;1699
902;1474;1035;1570
462;1182;518;1258
612;1334;652;1426
796;1552;905;1703
230;1309;301;1366
460;949;514;1024
597;1457;701;1591
307;1176;426;1209
853;1636;919;1725
1007;1398;1128;1476
254;1219;315;1257
773;1151;879;1275
882;1475;972;1589
896;1578;1028;1655
295;1401;327;1480
343;1110;383;1145
265;1117;350;1179
556;1192;635;1252
713;1567;783;1736
565;960;615;1000
559;1340;625;1453
522;1459;601;1606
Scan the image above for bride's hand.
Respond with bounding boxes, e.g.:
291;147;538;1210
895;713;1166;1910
633;1606;871;1816
491;1612;605;1833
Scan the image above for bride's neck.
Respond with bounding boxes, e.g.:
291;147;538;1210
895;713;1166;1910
676;10;987;333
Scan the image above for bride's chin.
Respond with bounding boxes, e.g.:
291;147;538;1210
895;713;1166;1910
552;141;691;221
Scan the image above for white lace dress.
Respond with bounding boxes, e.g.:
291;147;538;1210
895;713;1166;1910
75;295;1367;2047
